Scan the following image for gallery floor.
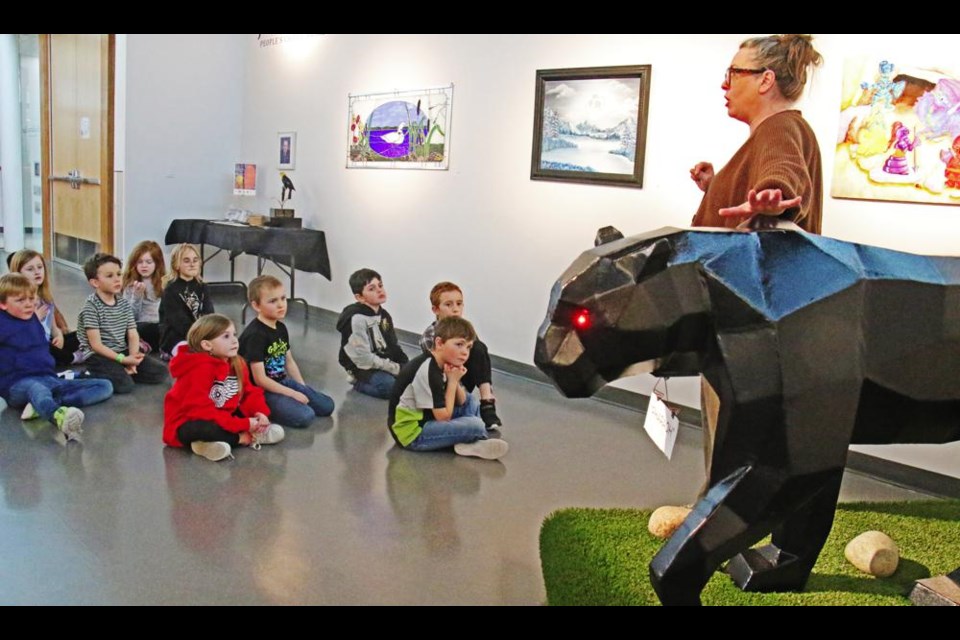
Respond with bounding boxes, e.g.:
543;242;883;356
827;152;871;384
0;260;934;605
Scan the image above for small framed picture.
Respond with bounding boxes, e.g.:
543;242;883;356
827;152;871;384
278;132;296;170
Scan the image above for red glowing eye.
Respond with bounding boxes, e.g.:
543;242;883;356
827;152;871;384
573;309;591;329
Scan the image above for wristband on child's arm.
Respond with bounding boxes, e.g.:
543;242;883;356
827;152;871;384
115;353;125;364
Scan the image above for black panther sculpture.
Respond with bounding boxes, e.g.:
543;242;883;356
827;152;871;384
534;227;960;606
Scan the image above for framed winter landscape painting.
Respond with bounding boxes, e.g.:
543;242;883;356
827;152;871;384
347;85;453;170
531;65;651;188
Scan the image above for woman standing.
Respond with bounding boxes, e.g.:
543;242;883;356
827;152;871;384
690;34;823;232
689;35;824;492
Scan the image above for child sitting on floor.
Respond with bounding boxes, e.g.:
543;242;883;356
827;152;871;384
8;249;81;367
337;268;408;399
122;240;166;353
0;273;113;440
240;275;335;428
389;317;508;460
420;281;502;429
164;313;285;462
77;253;169;393
159;243;213;356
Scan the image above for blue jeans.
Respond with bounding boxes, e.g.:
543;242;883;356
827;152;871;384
265;378;335;428
353;370;397;400
405;394;487;451
7;375;114;423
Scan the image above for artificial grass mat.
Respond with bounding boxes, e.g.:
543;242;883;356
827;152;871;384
540;500;960;605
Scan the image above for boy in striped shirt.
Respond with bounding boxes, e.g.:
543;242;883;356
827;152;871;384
78;253;168;393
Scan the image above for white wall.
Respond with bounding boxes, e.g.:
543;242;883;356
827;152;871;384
122;34;246;262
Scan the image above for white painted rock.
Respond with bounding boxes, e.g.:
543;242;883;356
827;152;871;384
845;530;900;577
648;506;692;539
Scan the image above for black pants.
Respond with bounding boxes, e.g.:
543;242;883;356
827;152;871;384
463;339;492;392
85;353;169;394
50;331;80;367
137;322;160;350
177;420;241;447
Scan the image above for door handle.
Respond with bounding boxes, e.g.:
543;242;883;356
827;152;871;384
49;169;101;189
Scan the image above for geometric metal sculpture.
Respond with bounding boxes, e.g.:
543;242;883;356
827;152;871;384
594;225;625;247
534;227;960;605
910;568;960;606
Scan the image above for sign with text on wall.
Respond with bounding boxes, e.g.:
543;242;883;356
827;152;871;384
257;34;322;49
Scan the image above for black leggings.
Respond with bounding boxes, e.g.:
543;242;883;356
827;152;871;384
177;421;241;447
463;339;493;392
85;353;169;394
137;322;160;350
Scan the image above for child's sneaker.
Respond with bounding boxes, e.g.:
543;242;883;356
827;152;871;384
190;441;233;461
250;423;285;450
454;438;509;460
21;403;40;420
480;399;502;430
52;406;84;441
139;340;153;356
71;350;87;365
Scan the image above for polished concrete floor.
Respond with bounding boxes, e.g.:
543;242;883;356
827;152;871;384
0;262;934;605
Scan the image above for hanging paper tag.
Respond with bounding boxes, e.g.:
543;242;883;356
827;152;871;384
644;392;680;460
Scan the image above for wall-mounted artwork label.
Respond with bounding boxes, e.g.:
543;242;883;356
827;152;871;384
833;57;960;205
79;117;90;139
347;85;452;170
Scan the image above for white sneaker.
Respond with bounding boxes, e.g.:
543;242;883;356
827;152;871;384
190;441;233;461
454;438;509;460
53;406;84;441
21;403;40;420
251;424;285;450
346;372;357;384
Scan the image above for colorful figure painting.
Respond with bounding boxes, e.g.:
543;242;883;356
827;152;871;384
833;57;960;204
347;85;453;170
233;163;257;196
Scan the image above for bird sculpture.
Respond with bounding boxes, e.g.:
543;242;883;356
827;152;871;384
281;172;295;202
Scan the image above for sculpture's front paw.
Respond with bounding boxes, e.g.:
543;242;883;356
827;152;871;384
649;564;703;607
726;544;812;593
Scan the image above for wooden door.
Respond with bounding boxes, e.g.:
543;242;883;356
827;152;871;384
40;34;114;264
